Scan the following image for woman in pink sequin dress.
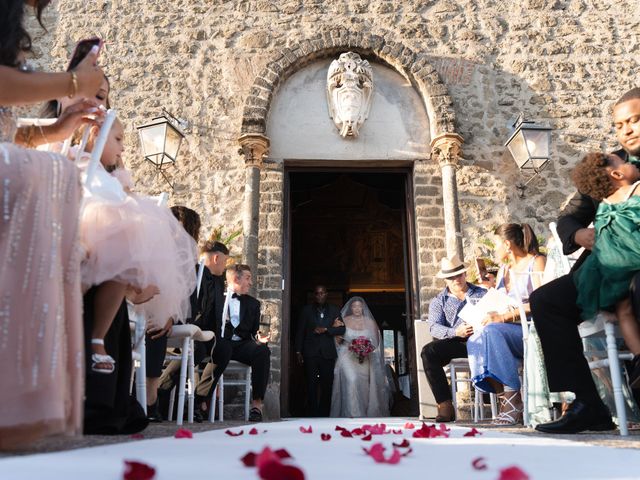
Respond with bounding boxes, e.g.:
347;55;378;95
0;0;105;449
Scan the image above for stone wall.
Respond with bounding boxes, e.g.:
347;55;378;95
27;0;640;416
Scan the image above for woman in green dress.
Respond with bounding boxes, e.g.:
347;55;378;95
572;152;640;384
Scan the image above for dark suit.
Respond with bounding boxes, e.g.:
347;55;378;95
192;269;232;398
221;293;270;400
295;303;345;416
531;147;640;401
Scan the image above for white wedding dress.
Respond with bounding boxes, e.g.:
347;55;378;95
330;297;390;417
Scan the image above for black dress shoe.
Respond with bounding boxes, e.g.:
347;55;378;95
146;402;163;423
535;400;615;434
249;407;263;422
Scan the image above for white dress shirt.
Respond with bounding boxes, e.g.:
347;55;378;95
222;289;242;341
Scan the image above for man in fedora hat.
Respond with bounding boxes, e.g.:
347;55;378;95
420;254;487;422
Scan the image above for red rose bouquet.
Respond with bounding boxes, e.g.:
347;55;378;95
348;336;375;363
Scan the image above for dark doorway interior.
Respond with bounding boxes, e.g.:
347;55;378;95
286;171;417;417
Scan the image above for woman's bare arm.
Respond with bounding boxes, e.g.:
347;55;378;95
0;68;73;106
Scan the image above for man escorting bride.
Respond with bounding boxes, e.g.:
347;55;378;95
330;297;391;417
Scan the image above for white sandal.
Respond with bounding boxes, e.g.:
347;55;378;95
91;339;115;374
493;390;523;426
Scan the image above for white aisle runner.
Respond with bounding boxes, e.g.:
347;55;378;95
2;418;639;480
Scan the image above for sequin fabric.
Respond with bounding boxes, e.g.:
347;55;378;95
0;106;84;449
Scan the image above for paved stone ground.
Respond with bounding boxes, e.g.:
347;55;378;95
3;419;639;457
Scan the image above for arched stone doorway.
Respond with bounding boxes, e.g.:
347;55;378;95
237;30;465;419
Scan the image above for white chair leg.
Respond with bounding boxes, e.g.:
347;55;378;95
473;388;480;423
176;337;190;425
187;339;195;423
605;322;628;436
168;386;176;422
136;319;147;414
490;393;498;419
244;368;251;421
219;374;225;422
450;364;457;413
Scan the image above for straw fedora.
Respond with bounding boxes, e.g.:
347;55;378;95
436;254;467;279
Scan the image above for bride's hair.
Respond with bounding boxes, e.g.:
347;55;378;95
0;0;50;67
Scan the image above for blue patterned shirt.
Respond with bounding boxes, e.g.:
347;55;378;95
427;283;487;339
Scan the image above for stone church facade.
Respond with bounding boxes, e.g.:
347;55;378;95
31;0;639;417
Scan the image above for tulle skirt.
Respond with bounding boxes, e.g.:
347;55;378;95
80;188;197;328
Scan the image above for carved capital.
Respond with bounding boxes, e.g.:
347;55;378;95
430;133;464;168
238;133;270;168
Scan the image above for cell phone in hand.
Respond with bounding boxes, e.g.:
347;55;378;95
475;258;489;281
68;37;103;71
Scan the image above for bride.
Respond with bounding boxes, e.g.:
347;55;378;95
330;297;390;417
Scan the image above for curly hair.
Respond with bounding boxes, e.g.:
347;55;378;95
571;152;616;201
170;206;201;243
0;0;51;67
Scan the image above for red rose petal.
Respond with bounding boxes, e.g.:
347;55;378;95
174;428;193;439
464;427;482;437
361;432;372;441
225;429;244;436
335;425;347;432
249;427;259;435
391;429;403;434
400;447;413;457
363;443;404;464
340;429;353;437
471;457;488;471
259;460;305;480
404;422;415;429
123;460;156;480
274;449;293;460
241;452;257;467
412;422;449;439
299;425;313;434
321;433;332;441
351;427;365;436
498;466;530;480
363;423;387;435
392;439;410;448
129;433;144;440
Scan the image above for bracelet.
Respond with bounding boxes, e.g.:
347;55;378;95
68;71;78;98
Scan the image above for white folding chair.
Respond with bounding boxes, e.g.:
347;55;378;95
127;304;147;414
210;361;252;422
166;324;214;425
445;358;497;422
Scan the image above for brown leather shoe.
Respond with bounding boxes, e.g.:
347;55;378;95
435;400;455;423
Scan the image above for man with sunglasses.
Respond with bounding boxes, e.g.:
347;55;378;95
420;255;486;422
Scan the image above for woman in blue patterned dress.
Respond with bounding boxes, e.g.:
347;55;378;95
467;223;546;425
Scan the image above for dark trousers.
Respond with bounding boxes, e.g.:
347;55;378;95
194;338;233;398
530;274;598;399
421;337;468;404
229;339;271;400
303;356;336;417
145;334;168;379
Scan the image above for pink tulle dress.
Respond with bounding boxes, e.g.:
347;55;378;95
0;107;84;449
77;151;197;328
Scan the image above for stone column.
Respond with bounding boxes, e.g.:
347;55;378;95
238;133;270;291
431;133;464;259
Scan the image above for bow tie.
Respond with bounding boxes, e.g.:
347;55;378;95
231;293;240;299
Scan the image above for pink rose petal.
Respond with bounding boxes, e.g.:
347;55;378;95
471;457;488;471
498;466;530;480
249;427;259;435
174;428;193;439
299;425;313;434
362;443;404;465
123;460;156;480
404;422;415;429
